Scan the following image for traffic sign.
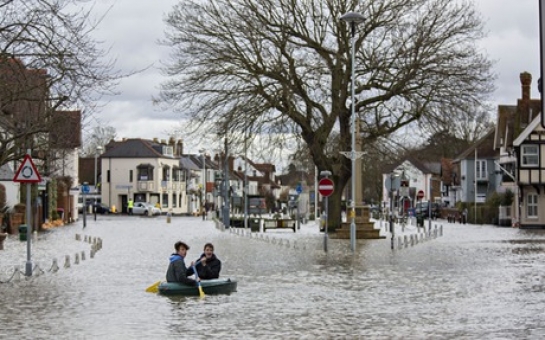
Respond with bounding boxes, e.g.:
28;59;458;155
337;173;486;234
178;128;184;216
13;155;42;183
318;178;334;197
82;185;90;194
296;183;303;194
384;176;401;191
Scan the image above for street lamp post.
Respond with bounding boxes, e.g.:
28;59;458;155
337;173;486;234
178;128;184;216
94;145;103;221
94;146;103;192
341;11;365;252
244;131;248;229
390;174;395;250
222;138;230;228
199;149;206;220
388;172;401;250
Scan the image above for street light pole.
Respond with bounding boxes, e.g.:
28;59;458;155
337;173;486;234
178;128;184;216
199;149;206;219
341;11;365;252
95;146;103;188
244;131;248;229
390;174;395;250
222;138;230;228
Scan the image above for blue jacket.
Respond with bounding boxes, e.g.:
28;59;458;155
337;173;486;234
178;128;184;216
165;254;196;285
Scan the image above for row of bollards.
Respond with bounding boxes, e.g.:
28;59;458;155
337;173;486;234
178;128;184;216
228;227;308;251
395;224;443;250
0;233;103;283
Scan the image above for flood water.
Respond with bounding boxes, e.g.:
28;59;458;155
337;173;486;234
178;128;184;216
1;215;545;339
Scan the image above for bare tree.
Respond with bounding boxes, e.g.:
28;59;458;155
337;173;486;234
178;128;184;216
158;0;494;228
0;0;119;166
80;125;117;157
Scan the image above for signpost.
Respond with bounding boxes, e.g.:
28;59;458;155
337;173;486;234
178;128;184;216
318;178;334;197
319;173;333;252
13;152;42;276
82;183;90;227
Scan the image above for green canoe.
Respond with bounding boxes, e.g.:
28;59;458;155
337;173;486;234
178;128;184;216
158;278;237;296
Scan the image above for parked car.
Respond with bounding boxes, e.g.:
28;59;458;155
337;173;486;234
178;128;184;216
93;203;112;214
415;201;441;219
132;202;161;216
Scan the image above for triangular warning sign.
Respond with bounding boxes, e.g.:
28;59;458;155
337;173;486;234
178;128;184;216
13;154;42;183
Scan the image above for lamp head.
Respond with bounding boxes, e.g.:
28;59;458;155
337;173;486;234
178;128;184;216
340;12;365;24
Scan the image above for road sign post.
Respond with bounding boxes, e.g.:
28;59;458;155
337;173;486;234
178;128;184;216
319;173;333;252
13;151;42;276
82;183;90;228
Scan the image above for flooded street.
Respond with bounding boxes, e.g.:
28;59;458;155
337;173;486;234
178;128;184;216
1;215;545;339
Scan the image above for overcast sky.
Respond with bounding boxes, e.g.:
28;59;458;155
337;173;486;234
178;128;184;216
87;0;542;155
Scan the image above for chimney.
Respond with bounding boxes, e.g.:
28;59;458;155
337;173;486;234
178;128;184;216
520;72;532;101
177;139;184;156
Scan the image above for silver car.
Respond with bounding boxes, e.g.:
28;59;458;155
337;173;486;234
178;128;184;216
132;202;161;216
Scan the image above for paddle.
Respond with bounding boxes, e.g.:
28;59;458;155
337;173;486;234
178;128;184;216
145;281;161;293
193;265;205;298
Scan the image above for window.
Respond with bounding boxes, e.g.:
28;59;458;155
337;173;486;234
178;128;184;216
527;193;538;218
162;166;170;181
129;170;133;183
162;146;173;156
475;160;487;180
137;164;154;180
173;167;180;181
521;145;539;166
162;193;169;208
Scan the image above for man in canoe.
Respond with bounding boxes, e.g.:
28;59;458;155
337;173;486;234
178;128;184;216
166;241;198;285
187;242;222;280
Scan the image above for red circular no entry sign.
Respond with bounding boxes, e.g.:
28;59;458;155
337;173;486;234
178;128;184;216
318;178;334;197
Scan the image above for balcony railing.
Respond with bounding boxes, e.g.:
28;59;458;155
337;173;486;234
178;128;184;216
137;181;155;192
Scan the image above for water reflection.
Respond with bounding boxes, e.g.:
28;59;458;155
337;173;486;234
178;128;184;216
1;216;545;338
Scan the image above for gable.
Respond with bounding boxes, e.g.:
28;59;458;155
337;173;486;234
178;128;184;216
513;115;542;146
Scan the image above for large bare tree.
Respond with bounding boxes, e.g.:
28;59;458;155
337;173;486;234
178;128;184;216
0;0;118;167
158;0;494;228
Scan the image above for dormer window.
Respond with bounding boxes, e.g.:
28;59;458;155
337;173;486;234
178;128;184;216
162;146;173;156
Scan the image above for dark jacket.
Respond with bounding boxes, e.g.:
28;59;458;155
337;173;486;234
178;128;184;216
165;254;196;285
186;253;221;280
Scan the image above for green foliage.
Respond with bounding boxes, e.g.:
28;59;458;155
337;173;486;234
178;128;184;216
501;190;514;206
484;190;513;208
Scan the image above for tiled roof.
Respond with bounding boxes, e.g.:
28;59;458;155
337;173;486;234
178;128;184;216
101;139;174;159
453;128;497;162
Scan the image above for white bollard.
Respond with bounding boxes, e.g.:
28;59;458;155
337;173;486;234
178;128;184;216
51;259;59;272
